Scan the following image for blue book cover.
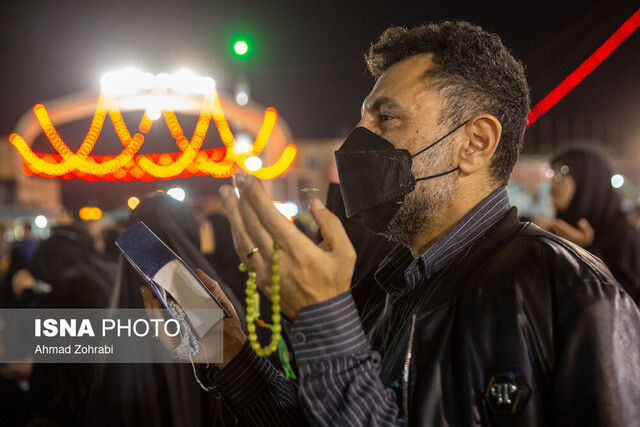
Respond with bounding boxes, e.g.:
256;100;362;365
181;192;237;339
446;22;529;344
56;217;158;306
116;221;229;338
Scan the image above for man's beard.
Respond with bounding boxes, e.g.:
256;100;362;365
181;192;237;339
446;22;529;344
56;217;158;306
378;149;458;248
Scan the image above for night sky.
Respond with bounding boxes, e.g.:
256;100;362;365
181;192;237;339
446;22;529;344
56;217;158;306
1;0;639;210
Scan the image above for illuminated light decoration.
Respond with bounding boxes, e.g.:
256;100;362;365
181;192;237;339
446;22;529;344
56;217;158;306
236;91;249;106
167;187;186;201
10;130;144;176
234;40;249;56
101;68;155;97
244;156;263;171
9;71;298;181
133;91;220;178
79;207;102;221
235;82;250;106
527;7;640;127
138;111;154;134
239;144;298;180
128;197;140;209
35;215;48;229
163;110;185;142
611;174;624;188
19;148;231;181
233;133;253;155
146;106;162;121
250;107;277;156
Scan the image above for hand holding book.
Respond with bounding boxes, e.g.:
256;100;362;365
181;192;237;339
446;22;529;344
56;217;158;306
117;221;246;367
140;269;247;368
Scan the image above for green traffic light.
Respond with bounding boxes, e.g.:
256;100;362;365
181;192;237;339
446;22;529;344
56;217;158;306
233;40;249;56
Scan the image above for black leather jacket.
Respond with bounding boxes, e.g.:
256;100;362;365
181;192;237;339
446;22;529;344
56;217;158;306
355;207;640;426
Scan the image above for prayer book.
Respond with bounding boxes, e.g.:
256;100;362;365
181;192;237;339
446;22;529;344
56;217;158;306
116;221;229;338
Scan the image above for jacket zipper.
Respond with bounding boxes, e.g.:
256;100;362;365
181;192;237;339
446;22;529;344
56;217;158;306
403;314;417;419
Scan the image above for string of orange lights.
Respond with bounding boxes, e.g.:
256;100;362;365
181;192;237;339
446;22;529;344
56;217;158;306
9;86;297;181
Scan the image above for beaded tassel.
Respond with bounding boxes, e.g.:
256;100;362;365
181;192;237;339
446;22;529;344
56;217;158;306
238;243;296;379
239;243;283;357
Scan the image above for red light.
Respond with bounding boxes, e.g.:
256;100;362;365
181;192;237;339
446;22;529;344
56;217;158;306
527;7;640;127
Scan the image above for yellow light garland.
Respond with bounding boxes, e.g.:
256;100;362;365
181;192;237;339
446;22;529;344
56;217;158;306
9;83;297;181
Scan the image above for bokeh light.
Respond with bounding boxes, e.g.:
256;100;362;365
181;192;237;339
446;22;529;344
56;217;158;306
235;91;249;106
167;187;186;201
234;40;249;56
611;174;624;188
79;207;102;221
128;196;140;209
244;156;262;171
35;215;48;229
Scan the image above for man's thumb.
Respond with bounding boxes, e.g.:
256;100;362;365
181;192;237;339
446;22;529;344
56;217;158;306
310;198;353;256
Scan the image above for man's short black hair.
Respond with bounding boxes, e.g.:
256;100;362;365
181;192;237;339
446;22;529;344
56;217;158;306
365;21;530;186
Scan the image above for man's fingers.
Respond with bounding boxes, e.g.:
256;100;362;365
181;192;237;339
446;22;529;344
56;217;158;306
219;181;271;292
195;269;238;319
310;198;355;260
237;175;312;252
219;184;259;259
238;189;275;260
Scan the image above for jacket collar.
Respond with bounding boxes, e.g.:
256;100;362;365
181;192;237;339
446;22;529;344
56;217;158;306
374;187;511;298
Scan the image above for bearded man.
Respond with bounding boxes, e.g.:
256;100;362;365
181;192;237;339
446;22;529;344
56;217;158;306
143;21;640;426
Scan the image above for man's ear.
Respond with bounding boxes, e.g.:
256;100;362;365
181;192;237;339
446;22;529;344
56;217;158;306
457;114;501;176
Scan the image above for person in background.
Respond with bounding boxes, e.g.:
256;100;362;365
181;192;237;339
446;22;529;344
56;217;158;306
22;223;117;425
19;225;38;265
0;225;10;279
101;221;125;261
84;192;245;427
0;224;40;308
201;193;250;310
534;149;640;303
201;193;278;363
627;203;640;230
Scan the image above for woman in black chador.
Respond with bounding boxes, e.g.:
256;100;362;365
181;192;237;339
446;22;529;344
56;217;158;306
536;149;640;303
84;192;245;426
18;224;116;426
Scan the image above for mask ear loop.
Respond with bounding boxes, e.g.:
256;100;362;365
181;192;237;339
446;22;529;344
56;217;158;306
415;167;459;181
411;120;468;158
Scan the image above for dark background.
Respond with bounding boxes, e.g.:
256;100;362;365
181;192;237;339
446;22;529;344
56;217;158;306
1;0;639;210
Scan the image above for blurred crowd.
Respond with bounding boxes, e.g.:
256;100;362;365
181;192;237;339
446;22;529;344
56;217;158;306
0;191;254;426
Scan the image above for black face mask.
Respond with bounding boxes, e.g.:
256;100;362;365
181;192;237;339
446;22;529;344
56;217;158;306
334;121;466;232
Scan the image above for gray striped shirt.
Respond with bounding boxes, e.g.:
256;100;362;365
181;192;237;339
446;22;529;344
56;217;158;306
214;186;511;425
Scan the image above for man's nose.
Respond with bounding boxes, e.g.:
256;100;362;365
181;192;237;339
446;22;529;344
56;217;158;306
355;117;381;135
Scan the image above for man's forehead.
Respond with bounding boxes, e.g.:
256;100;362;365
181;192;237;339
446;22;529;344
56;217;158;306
362;55;438;113
362;96;406;113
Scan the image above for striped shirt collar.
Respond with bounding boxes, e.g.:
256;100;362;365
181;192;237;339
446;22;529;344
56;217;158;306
374;186;511;298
